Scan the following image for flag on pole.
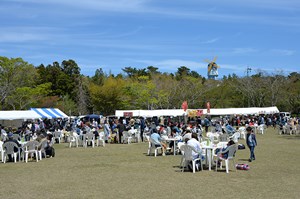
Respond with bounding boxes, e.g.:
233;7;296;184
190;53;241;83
206;102;210;113
181;101;188;111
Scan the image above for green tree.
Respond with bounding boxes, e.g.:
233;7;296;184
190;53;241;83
6;83;51;110
0;57;37;109
92;68;106;85
89;77;128;115
175;66;190;80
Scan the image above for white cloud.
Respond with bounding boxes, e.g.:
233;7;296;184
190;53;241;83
201;37;220;44
232;48;258;54
4;0;148;12
0;26;64;43
270;49;295;56
2;0;299;28
191;0;300;11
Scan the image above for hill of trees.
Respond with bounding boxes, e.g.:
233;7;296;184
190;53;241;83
1;56;299;115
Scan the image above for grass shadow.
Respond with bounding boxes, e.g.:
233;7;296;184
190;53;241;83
278;135;300;140
238;158;250;161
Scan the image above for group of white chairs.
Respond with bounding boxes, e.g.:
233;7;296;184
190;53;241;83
0;139;49;163
277;124;300;135
179;142;238;174
205;127;245;146
121;128;143;144
68;131;105;148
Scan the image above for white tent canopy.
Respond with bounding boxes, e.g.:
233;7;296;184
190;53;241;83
115;109;186;117
0;110;42;120
115;107;279;117
204;106;279;115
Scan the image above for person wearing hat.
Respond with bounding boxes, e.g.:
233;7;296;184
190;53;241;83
246;126;257;162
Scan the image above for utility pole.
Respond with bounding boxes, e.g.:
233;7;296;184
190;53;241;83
246;67;252;107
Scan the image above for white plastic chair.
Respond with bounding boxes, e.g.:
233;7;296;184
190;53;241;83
3;142;21;163
148;138;163;157
53;131;62;143
276;125;283;135
258;124;265;134
229;132;240;143
215;144;237;173
180;144;203;173
177;142;185;166
23;141;39;163
176;142;185;155
285;125;292;135
38;139;48;160
69;135;79;148
97;131;105;147
84;133;95;148
238;127;246;139
0;141;4;162
212;142;228;165
123;131;132;144
128;128;137;143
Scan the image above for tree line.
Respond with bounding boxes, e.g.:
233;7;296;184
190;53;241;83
0;56;299;116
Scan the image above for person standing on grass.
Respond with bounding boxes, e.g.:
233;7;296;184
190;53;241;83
117;119;125;144
204;117;210;133
246;126;257;162
140;117;146;142
104;120;111;143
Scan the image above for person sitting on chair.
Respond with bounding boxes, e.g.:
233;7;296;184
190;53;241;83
215;139;235;166
168;128;179;154
225;123;235;135
187;133;203;171
187;133;203;160
150;128;167;156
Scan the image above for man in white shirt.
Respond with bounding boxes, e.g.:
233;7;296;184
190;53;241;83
187;133;203;160
187;133;204;171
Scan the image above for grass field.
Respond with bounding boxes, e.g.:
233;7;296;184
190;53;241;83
1;128;299;199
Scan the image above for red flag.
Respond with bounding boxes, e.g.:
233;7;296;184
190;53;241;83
206;102;210;113
181;101;188;111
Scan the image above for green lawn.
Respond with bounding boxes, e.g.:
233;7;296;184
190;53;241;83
1;128;299;199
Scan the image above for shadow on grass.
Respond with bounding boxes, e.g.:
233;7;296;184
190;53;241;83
215;170;228;173
238;158;250;161
173;165;217;173
278;135;300;140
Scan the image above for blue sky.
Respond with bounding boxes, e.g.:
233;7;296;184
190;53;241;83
1;0;299;78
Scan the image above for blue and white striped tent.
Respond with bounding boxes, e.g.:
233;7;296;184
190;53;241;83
30;108;69;119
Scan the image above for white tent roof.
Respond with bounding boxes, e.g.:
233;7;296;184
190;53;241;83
0;110;42;120
205;106;280;115
115;109;186;117
115;106;279;117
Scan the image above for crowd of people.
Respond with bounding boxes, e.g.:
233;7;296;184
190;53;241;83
1;112;298;165
0;123;55;162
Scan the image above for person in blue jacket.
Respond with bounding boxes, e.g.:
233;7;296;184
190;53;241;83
246;126;257;162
